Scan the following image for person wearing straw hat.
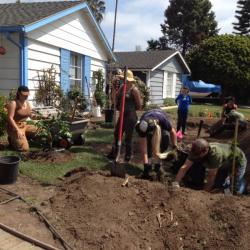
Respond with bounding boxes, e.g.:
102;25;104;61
107;69;142;162
173;138;247;194
135;109;178;180
7;86;37;151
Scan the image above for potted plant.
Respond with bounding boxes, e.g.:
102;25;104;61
93;69;106;117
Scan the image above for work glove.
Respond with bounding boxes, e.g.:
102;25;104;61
172;181;180;189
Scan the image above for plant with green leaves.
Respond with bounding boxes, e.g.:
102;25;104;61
86;0;105;23
134;76;150;109
147;0;218;55
233;0;250;36
93;69;106;109
186;35;250;103
164;98;176;106
35;65;63;107
62;85;87;117
0;95;7;136
34;112;72;149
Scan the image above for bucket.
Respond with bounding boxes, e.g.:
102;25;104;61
0;156;20;184
105;109;114;123
92;106;101;117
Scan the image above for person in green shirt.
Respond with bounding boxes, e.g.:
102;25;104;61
173;138;247;194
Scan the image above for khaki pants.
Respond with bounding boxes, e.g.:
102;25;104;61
7;122;37;151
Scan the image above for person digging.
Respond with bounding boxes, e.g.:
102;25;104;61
135;109;178;181
173;138;247;194
107;69;142;162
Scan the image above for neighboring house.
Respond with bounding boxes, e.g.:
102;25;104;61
0;1;115;104
114;50;190;105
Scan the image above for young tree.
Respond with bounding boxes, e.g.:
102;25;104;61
147;0;218;55
86;0;105;23
186;35;250;103
233;0;250;35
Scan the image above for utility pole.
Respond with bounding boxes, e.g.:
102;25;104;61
111;0;118;51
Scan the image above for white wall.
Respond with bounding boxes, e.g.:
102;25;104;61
0;33;19;96
27;39;60;101
27;10;109;61
26;10;110;101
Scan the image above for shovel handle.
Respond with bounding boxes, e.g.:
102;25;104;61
118;66;127;143
231;119;239;194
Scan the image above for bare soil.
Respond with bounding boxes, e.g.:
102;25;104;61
0;118;250;250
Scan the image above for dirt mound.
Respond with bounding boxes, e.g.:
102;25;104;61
21;149;73;163
49;170;250;250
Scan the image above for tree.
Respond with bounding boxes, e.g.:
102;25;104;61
233;0;250;35
147;0;218;55
186;35;250;103
86;0;105;23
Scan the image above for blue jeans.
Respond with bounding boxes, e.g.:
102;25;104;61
177;109;188;133
235;154;247;194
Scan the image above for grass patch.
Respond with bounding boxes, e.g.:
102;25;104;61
164;104;250;119
0;128;115;184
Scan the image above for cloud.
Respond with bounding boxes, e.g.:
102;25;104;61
101;0;167;51
210;0;238;33
102;0;239;51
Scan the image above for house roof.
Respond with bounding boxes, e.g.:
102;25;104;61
0;1;81;26
114;50;190;73
0;1;115;61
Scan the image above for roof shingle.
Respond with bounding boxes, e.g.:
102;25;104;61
114;50;177;70
0;1;82;27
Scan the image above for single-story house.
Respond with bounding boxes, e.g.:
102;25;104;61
0;1;115;104
114;50;191;105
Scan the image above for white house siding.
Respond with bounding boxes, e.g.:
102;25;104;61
27;10;108;61
26;10;109;100
160;56;185;98
27;39;60;101
0;33;19;95
149;70;164;105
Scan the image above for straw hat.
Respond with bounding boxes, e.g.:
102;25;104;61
118;69;135;82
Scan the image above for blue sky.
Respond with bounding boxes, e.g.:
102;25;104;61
101;0;238;52
0;0;238;52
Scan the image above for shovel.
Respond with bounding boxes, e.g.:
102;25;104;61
110;66;127;178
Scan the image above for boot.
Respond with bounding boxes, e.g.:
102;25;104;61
154;163;165;182
139;164;152;180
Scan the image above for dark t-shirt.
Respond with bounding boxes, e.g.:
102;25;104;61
140;109;172;132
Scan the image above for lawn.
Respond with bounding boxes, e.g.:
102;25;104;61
165;103;250;119
0;128;114;184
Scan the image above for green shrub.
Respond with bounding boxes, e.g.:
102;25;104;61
163;98;176;106
134;76;150;108
35;65;63;107
214;111;221;118
93;69;106;109
144;103;160;111
0;95;7;136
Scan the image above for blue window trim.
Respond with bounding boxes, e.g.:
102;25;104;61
19;33;28;86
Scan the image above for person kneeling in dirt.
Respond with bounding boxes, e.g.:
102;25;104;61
209;96;247;136
135;109;178;180
173;139;247;194
7;86;37;151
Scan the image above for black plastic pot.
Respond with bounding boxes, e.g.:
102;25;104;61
0;156;20;184
105;109;114;123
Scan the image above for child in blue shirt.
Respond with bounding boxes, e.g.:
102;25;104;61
175;86;192;135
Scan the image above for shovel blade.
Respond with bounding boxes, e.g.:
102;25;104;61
111;160;126;178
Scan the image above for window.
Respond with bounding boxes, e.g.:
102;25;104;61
166;72;173;98
70;53;82;90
